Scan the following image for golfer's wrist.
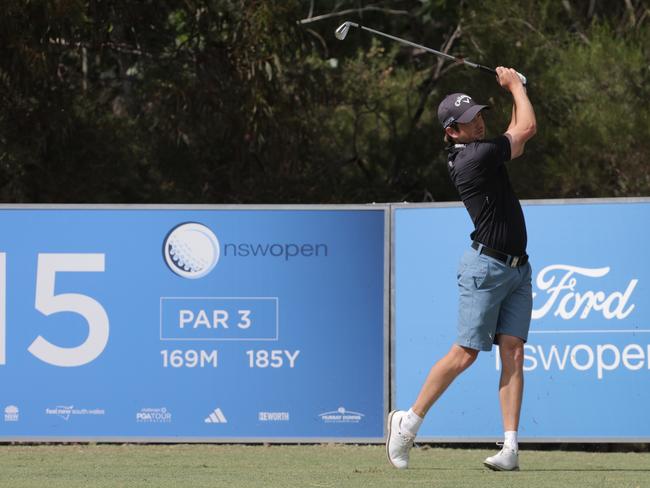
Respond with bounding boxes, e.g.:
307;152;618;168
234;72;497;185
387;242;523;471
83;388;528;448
509;84;527;97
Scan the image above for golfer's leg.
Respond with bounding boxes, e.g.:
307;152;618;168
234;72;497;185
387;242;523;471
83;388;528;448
411;344;478;417
387;346;477;471
497;334;524;431
388;345;477;469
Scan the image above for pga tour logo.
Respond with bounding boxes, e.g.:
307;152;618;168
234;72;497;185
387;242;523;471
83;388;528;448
163;222;220;279
136;407;172;423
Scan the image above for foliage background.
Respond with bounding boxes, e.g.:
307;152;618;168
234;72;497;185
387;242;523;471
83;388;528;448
1;0;648;203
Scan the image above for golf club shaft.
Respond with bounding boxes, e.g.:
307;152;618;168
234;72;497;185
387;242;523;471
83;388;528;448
347;22;526;85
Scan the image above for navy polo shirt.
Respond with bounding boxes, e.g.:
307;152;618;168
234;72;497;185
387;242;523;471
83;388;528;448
447;135;527;256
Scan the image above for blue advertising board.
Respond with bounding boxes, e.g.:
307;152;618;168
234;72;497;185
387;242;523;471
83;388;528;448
0;206;388;441
394;199;650;441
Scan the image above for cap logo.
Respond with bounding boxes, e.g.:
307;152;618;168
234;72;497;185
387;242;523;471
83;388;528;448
454;95;472;107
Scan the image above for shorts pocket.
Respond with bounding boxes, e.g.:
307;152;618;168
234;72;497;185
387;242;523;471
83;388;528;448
471;258;489;289
457;262;467;280
456;251;471;280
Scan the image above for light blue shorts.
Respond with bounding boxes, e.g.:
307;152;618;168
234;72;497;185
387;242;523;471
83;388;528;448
456;247;532;351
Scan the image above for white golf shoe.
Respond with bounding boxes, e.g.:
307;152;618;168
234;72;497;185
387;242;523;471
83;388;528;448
386;410;415;469
483;445;519;471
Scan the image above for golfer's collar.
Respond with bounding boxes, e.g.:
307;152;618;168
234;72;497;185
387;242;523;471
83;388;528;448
446;143;467;152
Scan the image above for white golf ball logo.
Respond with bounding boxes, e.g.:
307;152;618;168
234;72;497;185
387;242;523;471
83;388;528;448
164;222;220;279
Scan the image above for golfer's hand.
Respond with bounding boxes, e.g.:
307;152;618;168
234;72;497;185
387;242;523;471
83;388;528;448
496;67;525;91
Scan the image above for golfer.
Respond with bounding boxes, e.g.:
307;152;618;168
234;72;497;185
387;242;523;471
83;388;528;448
387;67;536;471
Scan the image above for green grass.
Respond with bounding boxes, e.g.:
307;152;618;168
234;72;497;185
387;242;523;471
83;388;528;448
0;444;649;488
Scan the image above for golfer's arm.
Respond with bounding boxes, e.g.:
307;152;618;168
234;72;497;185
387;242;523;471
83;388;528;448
507;104;516;132
504;86;536;160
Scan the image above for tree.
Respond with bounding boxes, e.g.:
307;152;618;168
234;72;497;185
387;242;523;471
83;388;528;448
1;0;648;203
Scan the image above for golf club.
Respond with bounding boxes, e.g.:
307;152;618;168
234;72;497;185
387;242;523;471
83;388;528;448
335;21;527;85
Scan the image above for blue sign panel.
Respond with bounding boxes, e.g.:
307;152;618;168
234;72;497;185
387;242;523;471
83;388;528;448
0;207;387;441
394;200;650;441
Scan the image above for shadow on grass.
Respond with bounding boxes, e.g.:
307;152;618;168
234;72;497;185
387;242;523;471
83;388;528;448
523;468;650;473
407;467;650;473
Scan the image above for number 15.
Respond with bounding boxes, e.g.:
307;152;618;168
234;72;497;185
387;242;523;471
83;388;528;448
0;253;109;367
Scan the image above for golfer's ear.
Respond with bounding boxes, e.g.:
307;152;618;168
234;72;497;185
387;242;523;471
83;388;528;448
445;126;457;140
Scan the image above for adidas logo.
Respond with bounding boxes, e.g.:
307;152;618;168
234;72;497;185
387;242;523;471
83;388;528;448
204;408;227;424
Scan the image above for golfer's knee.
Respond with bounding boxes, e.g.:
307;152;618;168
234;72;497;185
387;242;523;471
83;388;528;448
451;345;479;372
509;348;524;370
499;337;524;368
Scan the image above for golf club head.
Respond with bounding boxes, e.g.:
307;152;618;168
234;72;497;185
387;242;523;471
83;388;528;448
335;22;352;40
516;71;527;85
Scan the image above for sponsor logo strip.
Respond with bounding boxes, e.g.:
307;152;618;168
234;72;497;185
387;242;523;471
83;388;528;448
4;405;18;422
205;408;227;424
318;407;365;424
45;406;105;421
136;407;172;423
258;412;290;422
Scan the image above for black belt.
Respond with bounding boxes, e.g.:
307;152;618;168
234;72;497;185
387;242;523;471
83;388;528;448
471;241;528;268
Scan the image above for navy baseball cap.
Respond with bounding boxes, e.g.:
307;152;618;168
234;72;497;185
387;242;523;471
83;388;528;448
437;93;489;128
